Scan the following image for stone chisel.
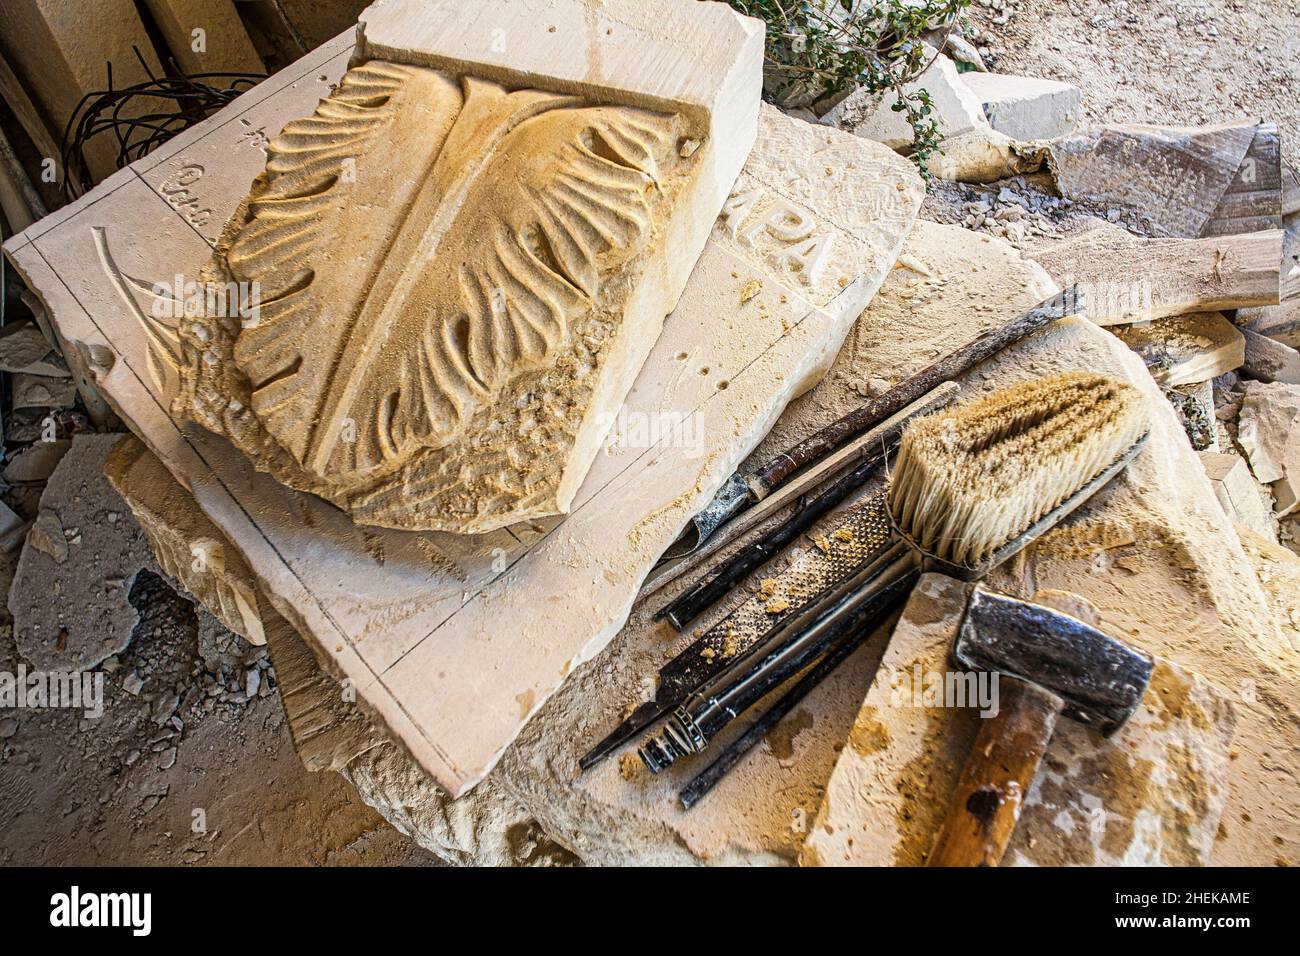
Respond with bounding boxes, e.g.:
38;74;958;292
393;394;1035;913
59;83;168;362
677;573;912;809
658;286;1083;564
926;586;1153;866
634;372;1151;784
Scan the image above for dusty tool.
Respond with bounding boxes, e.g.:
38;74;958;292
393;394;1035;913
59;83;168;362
655;418;901;631
636;372;1151;779
659;287;1082;563
677;573;906;809
926;586;1154;866
640;382;961;599
581;387;956;772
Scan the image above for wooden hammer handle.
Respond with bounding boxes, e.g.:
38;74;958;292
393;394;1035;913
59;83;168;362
926;675;1064;867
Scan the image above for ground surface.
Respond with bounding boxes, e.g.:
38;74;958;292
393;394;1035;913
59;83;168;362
0;559;435;866
969;0;1300;168
2;0;1298;866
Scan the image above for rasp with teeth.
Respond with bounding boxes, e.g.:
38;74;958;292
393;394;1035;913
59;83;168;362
579;494;892;770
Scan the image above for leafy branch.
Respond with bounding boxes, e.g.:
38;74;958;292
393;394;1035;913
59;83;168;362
726;0;971;184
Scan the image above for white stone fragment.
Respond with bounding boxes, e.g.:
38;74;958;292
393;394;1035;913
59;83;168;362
824;52;988;151
959;71;1083;141
1199;451;1275;537
1237;381;1300;516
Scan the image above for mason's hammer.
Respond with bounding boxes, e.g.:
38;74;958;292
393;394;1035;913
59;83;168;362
927;586;1154;867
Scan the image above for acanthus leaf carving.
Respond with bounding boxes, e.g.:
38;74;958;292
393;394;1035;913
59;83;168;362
222;62;680;484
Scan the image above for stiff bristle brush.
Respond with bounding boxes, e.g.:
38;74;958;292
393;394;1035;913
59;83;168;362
886;371;1150;574
639;371;1151;790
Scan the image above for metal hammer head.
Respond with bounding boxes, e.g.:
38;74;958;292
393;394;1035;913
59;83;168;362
955;586;1154;735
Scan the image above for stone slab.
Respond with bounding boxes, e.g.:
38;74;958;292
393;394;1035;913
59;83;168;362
1238;297;1300;350
179;0;766;534
3;24;923;797
803;574;1238;866
1047;122;1283;240
1110;312;1244;387
1241;326;1300;385
959;71;1082;141
8;435;154;671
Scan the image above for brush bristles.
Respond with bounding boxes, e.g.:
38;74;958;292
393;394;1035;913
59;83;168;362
886;372;1148;567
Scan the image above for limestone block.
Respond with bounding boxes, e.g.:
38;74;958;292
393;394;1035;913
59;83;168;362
3;20;922;799
959;72;1082;141
0;0;162;182
1110;312;1244;387
803;575;1238;866
824;53;987;151
1237;380;1300;516
104;435;266;644
8;435;155;671
175;0;764;535
1199;451;1275;538
141;0;263;75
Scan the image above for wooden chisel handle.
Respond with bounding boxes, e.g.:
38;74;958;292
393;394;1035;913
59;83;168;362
749;286;1081;496
926;675;1063;867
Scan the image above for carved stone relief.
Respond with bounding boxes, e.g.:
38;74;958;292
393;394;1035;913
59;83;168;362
175;61;703;533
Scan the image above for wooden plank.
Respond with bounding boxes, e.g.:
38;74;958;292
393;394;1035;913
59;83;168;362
1027;223;1282;326
0;49;60;168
